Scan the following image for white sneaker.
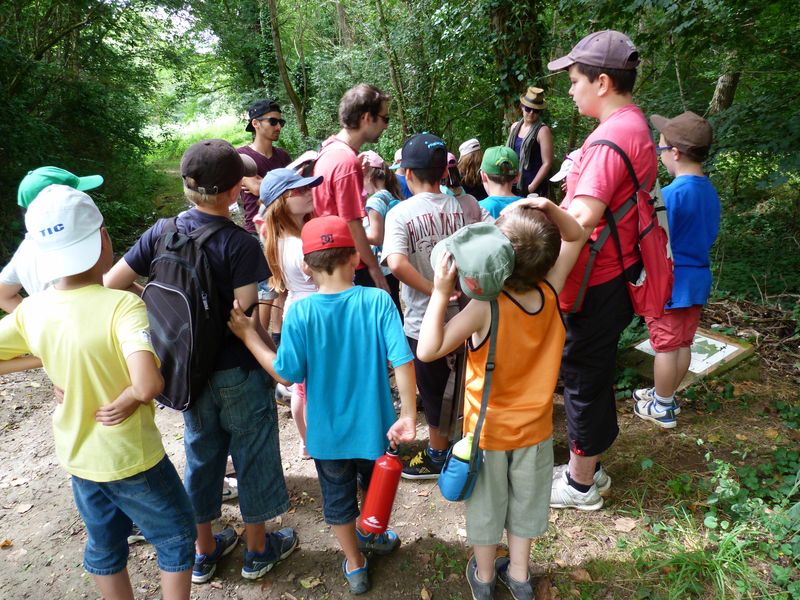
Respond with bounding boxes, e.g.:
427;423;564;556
550;472;603;510
222;476;238;501
633;387;681;415
552;464;611;496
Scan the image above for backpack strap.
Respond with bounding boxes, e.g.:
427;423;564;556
161;217;236;252
465;298;499;481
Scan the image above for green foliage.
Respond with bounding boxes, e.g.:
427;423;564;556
0;0;195;262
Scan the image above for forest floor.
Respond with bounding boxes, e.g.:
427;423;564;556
0;343;796;599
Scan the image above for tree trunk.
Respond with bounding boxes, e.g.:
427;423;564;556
336;1;353;48
264;0;309;136
374;0;408;136
489;0;544;125
708;71;740;115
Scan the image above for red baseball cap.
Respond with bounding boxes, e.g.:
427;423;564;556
301;216;355;255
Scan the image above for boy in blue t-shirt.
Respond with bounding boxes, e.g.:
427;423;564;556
478;146;523;218
228;215;417;596
633;112;721;428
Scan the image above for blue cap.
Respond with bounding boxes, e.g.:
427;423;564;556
259;168;323;208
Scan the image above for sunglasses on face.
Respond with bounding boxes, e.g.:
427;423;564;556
521;105;540;114
376;113;390;124
656;145;674;153
258;117;286;127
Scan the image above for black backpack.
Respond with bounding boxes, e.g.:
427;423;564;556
141;217;234;411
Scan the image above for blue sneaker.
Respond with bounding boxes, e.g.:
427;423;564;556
192;527;239;584
343;556;370;595
241;527;298;580
355;528;400;556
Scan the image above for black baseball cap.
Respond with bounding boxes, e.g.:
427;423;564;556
181;139;257;194
245;99;282;132
400;133;447;170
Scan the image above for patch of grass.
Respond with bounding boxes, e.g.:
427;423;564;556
632;508;774;599
147;116;251;162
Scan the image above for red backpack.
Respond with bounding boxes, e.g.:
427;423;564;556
568;139;673;318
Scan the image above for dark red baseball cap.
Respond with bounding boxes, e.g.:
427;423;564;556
301;216;355;255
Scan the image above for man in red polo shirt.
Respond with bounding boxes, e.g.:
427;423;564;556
313;84;390;292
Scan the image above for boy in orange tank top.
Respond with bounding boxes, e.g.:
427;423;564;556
417;199;582;600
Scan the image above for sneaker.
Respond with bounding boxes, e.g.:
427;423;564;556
356;528;400;556
495;557;533;600
342;556;370;594
401;449;443;480
552;464;611;496
222;477;238;501
127;524;146;545
275;383;291;407
633;387;681;414
192;528;239;584
549;472;603;511
465;555;496;600
241;527;298;580
633;392;678;429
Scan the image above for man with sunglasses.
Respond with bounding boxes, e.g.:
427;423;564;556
238;99;292;235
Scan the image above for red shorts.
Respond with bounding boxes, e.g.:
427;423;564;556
645;305;702;352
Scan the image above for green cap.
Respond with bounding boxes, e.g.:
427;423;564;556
17;166;104;209
480;146;519;177
430;222;515;301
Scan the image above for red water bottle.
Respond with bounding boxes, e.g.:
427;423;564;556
358;447;402;534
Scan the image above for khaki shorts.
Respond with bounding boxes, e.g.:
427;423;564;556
465;437;553;545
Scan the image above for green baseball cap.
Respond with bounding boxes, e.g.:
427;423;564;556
480;146;519;177
430;222;515;301
17;166;104;209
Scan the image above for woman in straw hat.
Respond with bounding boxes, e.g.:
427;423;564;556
506;86;554;198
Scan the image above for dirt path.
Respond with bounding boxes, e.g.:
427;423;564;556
1;356;794;599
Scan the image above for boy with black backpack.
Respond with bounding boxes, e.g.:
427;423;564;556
105;139;297;584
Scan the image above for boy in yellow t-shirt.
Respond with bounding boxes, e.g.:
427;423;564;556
0;185;196;600
417;199;582;600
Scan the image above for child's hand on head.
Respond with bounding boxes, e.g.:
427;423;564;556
433;250;457;297
228;299;258;340
500;196;557;216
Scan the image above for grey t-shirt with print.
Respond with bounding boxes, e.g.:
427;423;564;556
381;192;469;339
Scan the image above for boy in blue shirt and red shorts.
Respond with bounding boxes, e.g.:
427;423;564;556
633;112;720;428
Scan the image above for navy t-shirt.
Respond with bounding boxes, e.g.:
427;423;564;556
124;208;270;371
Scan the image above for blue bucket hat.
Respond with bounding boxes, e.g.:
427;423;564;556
259;168;323;208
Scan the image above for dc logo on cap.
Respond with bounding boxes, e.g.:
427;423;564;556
320;234;334;245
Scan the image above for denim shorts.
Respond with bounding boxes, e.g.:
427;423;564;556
183;366;289;524
313;458;375;525
71;455;196;575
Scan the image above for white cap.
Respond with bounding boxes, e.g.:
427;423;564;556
458;138;481;158
550;149;581;182
392;148;402;163
25;184;104;282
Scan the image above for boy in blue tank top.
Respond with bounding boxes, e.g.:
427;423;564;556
228;215;417;595
633;112;720;428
